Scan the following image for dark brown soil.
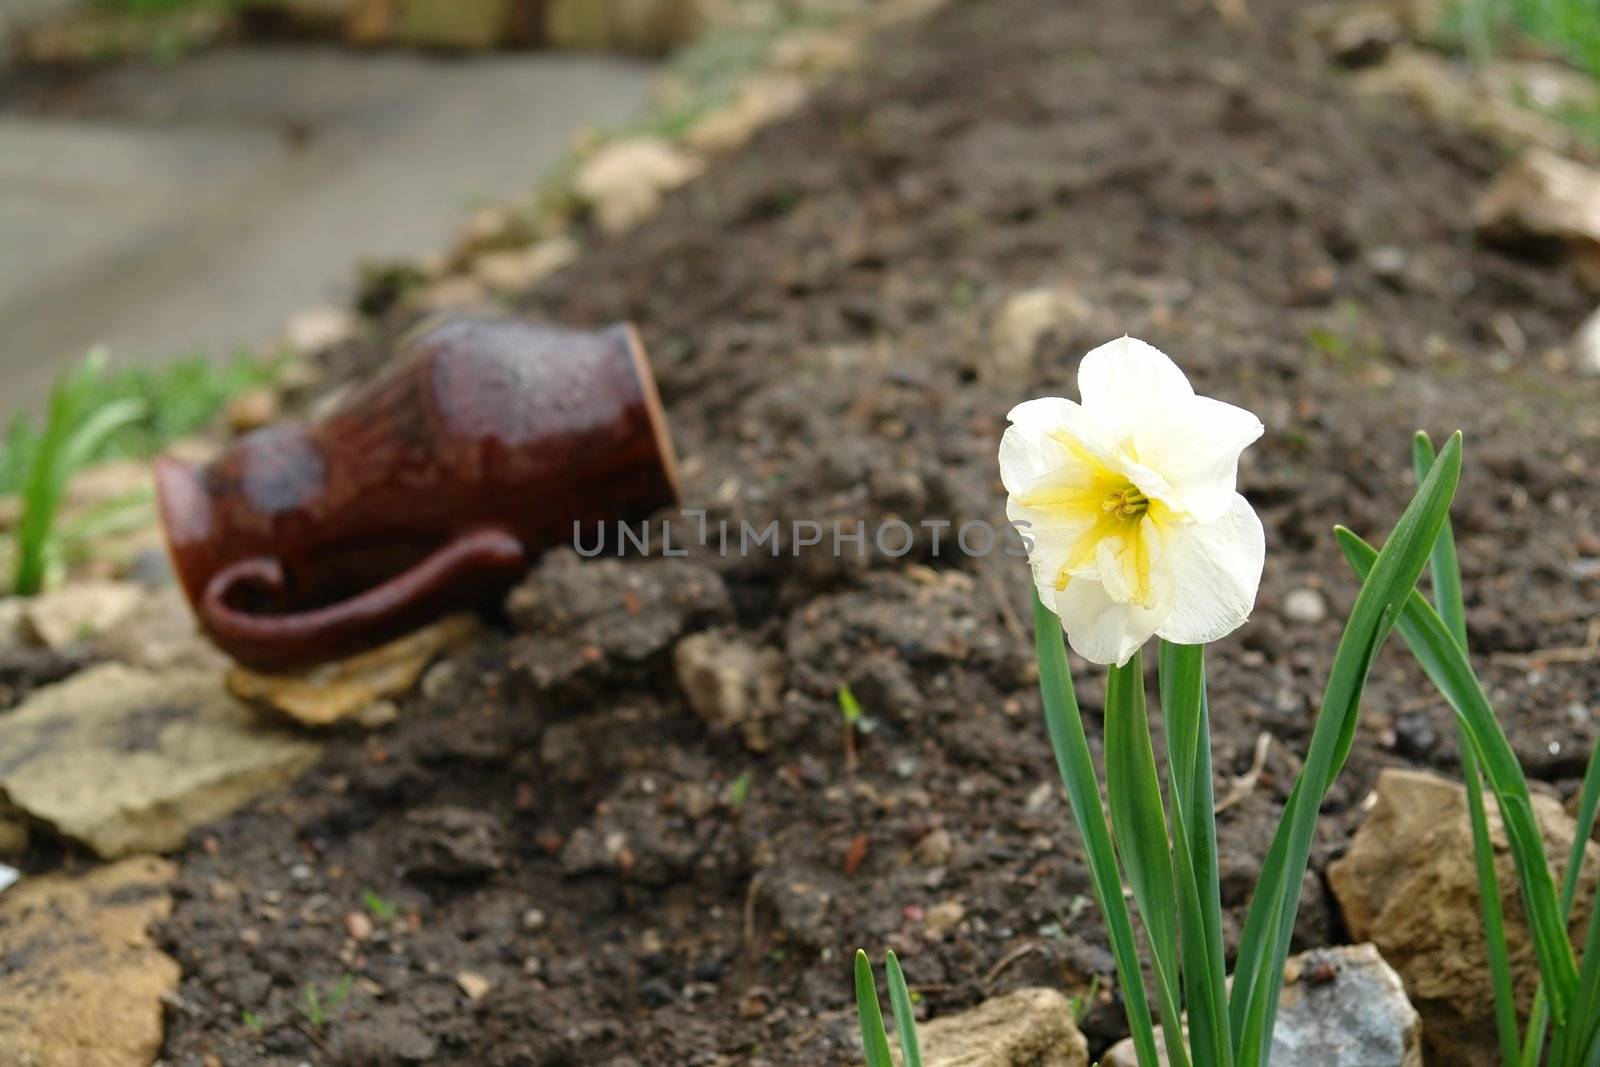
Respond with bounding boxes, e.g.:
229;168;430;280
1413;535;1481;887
154;0;1600;1063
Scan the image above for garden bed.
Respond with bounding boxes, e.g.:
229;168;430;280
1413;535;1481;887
146;0;1600;1062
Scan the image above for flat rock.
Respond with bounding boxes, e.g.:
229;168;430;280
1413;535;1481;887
913;987;1088;1066
0;855;180;1067
0;663;321;857
1573;303;1600;377
1474;149;1600;292
1101;943;1421;1066
226;614;476;727
93;585;228;672
23;580;144;651
1329;768;1599;1066
544;0;706;55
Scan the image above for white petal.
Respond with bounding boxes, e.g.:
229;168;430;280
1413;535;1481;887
1007;497;1092;615
1132;395;1263;524
1056;575;1168;667
1076;336;1194;436
1156;494;1264;646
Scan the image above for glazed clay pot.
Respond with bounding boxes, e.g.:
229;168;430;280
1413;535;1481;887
155;315;680;670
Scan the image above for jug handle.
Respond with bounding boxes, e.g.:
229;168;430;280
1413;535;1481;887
200;527;526;670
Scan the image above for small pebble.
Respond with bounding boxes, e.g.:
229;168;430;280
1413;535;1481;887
521;908;547;932
457;971;492;1001
1282;588;1328;625
344;911;374;942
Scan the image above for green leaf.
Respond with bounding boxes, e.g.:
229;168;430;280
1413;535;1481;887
1104;653;1190;1067
1033;593;1161;1067
1232;432;1463;1066
885;952;924;1067
855;950;895;1067
1160;641;1232;1067
1414;432;1520;1067
1337;528;1578;1024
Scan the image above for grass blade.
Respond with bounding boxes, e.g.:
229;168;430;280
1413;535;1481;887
1413;431;1521;1067
1231;432;1464;1065
855;950;894;1067
1161;641;1232;1067
885;952;923;1067
1104;653;1190;1067
1337;529;1579;1023
1033;593;1162;1067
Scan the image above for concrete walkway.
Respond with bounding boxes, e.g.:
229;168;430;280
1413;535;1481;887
0;46;655;415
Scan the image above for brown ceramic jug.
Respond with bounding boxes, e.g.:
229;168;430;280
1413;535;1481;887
155;315;680;670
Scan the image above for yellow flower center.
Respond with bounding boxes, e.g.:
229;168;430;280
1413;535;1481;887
1017;432;1171;607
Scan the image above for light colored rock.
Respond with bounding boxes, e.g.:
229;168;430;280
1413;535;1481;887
0;855;180;1067
0;863;16;894
1356;50;1584;156
1475;149;1600;291
983;287;1092;384
674;630;784;751
768;29;860;75
1329;768;1599;1066
545;0;706;56
224;387;280;433
575;137;704;234
0;596;29;649
23;580;144;650
685;75;808;154
471;236;578;293
1573;305;1600;377
0;663;321;858
1282;587;1328;625
227;614;476;727
393;0;512;49
93;585;229;672
1102;943;1421;1067
282;304;362;355
915;987;1089;1067
456;970;492;1000
408;274;495;313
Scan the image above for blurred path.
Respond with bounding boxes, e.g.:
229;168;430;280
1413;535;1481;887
0;47;656;415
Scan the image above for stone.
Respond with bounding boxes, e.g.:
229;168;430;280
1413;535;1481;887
673;630;785;750
226;614;476;727
1474;149;1600;292
394;0;513;49
1573;304;1600;377
915;987;1089;1067
223;387;279;434
0;663;321;858
470;236;578;293
544;0;706;56
94;584;228;672
1328;768;1600;1066
281;304;362;355
684;75;808;155
23;580;144;651
1101;943;1421;1067
574;137;704;234
1303;3;1405;68
1355;51;1583;156
0;856;181;1067
0;863;17;894
1282;587;1328;625
456;971;492;1000
982;287;1093;384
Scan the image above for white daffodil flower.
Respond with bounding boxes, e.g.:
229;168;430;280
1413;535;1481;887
1001;336;1265;666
